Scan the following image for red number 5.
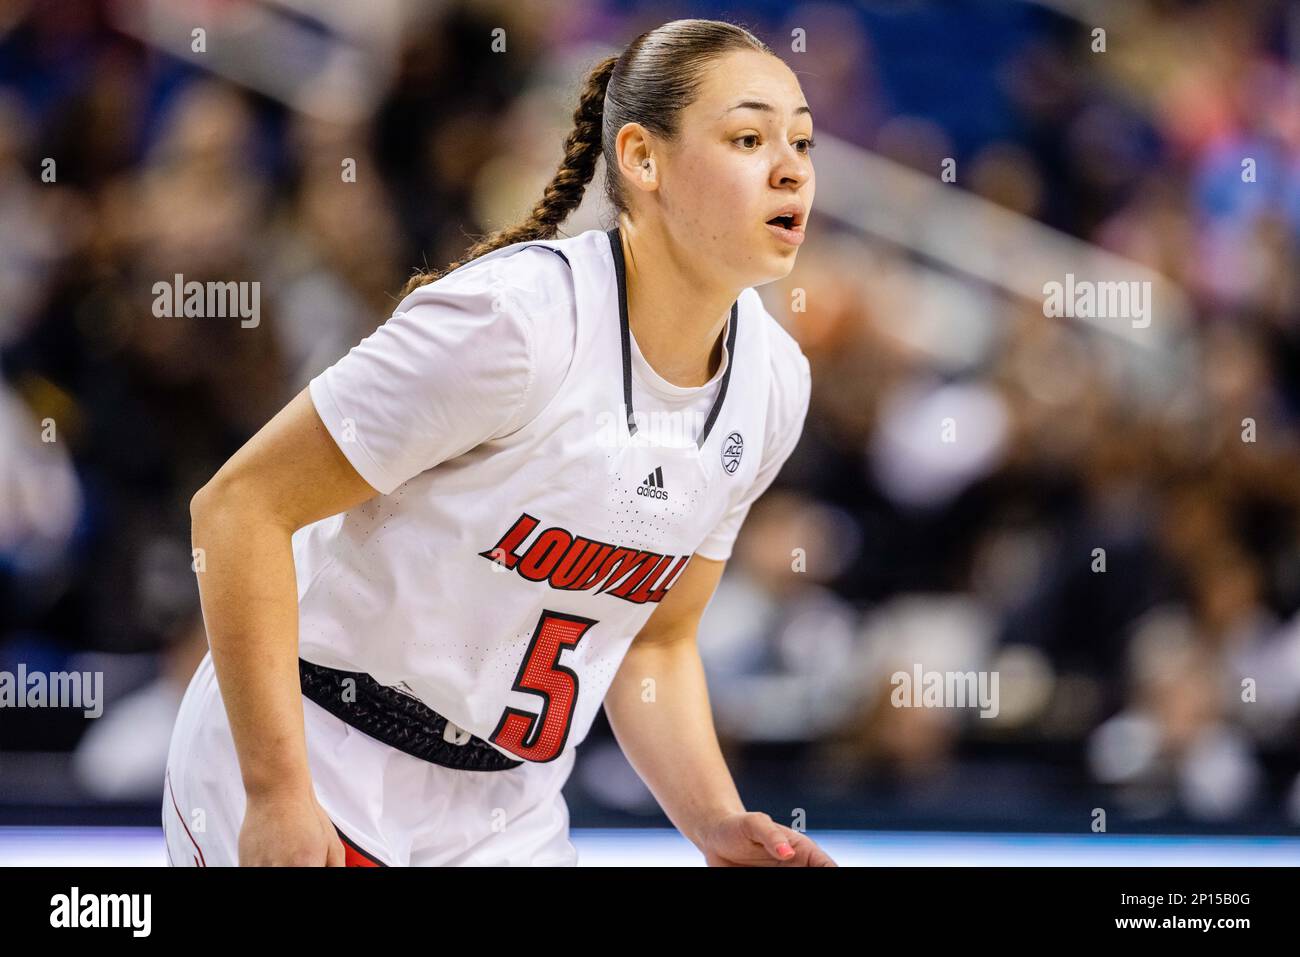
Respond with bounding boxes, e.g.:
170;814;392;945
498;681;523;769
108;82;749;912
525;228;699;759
490;610;596;762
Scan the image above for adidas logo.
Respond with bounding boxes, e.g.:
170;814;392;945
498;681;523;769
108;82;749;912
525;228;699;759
636;466;668;500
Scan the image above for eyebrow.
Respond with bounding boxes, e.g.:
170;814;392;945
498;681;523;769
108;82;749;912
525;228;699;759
723;100;813;121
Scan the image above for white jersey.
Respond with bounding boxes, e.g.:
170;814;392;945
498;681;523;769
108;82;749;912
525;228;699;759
294;226;811;764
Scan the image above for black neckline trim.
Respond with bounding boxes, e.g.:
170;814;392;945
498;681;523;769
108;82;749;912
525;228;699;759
605;226;737;449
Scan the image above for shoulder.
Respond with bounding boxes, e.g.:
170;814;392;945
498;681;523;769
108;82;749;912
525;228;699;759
396;244;575;321
741;287;812;435
392;243;578;362
396;243;577;434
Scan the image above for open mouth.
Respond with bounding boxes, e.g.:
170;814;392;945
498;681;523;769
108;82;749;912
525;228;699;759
765;210;806;245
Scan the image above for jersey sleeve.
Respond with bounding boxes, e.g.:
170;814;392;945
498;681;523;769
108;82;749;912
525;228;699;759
693;343;811;562
308;248;575;496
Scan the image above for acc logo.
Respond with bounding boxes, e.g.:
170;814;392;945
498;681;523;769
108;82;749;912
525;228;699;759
721;431;744;474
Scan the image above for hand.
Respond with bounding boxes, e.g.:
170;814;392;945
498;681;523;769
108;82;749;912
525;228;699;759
239;786;346;866
696;811;838;867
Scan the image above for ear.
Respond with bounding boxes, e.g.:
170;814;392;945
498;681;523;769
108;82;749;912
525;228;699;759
614;122;658;193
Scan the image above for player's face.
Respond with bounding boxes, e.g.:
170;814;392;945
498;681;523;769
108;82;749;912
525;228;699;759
660;50;815;286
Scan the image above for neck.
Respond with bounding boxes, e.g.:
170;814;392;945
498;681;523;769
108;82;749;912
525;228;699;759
617;215;736;388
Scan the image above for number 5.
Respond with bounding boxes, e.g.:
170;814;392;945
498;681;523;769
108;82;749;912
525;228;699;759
490;610;596;762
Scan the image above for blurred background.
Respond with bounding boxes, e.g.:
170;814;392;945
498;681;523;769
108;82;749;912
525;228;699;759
2;0;1300;861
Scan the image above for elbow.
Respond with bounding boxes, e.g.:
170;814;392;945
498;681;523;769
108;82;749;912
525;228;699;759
190;468;296;534
189;483;213;523
190;474;228;525
190;469;240;527
630;623;698;650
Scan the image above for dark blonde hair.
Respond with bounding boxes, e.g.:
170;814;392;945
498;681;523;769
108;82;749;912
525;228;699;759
400;18;772;296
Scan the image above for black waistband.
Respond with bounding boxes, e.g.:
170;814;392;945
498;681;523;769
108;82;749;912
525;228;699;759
298;659;523;772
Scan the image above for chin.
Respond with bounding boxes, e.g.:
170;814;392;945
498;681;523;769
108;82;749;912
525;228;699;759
750;260;795;288
770;248;800;274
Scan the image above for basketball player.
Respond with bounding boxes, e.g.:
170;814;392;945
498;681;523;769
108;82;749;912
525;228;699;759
163;19;835;867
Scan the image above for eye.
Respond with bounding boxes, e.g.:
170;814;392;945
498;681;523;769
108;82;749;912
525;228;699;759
734;134;760;150
795;137;817;154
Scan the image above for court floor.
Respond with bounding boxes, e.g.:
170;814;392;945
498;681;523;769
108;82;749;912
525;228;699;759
1;827;1298;866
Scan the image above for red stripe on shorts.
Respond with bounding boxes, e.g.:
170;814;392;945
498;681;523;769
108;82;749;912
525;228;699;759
166;768;207;867
335;825;386;867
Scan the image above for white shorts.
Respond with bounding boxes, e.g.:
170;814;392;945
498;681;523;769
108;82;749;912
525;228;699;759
162;652;579;866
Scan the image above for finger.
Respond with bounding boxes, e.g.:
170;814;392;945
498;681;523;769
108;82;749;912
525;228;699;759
771;830;834;867
324;826;346;867
775;832;813;865
798;839;838;867
326;837;346;867
742;813;796;861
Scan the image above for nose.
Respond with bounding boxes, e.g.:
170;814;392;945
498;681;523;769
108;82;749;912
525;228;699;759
770;141;812;190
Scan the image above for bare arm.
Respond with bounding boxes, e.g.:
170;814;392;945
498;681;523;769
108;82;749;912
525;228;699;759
603;554;836;866
189;386;378;863
603;555;744;844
